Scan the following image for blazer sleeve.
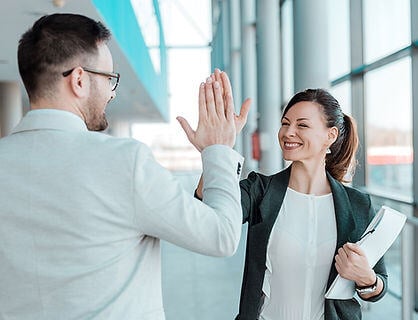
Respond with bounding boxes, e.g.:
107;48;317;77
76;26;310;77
132;144;244;257
239;171;266;225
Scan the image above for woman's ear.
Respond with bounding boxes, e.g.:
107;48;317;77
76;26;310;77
69;67;89;98
328;126;338;144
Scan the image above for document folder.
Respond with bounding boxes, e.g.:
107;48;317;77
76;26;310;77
325;205;407;299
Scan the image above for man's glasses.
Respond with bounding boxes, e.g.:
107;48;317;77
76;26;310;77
62;67;120;91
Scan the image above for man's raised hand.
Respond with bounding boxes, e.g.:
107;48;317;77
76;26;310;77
177;73;236;152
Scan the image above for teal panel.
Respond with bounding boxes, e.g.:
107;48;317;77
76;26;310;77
92;0;168;120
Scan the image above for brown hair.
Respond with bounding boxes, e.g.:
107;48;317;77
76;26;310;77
18;13;111;101
283;88;359;182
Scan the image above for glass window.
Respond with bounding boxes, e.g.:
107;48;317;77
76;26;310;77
329;81;351;115
131;0;161;72
328;0;350;80
364;57;412;198
281;0;294;104
363;0;411;64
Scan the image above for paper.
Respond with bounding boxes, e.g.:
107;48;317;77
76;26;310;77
325;205;407;299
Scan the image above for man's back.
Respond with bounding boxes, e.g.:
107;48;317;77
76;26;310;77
0;110;243;319
0;110;166;319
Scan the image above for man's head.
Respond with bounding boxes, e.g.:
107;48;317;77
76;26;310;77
18;13;117;131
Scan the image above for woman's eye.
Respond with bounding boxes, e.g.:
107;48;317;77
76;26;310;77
298;123;308;128
281;122;289;126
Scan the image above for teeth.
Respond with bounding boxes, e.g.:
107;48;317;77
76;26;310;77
285;142;300;147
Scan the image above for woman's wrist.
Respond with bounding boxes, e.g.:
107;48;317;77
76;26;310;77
355;271;377;287
194;189;202;200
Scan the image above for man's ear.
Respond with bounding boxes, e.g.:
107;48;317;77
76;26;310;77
69;67;89;98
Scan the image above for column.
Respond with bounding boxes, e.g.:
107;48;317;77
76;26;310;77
0;82;22;137
108;120;132;138
256;0;282;175
229;0;243;154
293;0;329;91
241;0;258;174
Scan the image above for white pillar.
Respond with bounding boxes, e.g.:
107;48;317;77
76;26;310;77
241;0;258;175
108;120;132;138
256;0;282;175
229;0;243;155
221;0;230;72
0;82;22;137
293;0;329;91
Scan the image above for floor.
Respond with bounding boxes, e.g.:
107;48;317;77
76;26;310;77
161;236;418;320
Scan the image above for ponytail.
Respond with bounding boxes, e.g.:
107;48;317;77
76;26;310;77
326;114;359;182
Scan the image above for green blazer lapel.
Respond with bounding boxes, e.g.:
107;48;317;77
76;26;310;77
326;172;356;287
327;172;356;249
259;166;291;224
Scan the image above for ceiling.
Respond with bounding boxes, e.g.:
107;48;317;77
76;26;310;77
0;0;166;123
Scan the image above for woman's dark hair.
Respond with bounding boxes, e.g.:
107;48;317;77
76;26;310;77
282;88;359;182
18;13;111;101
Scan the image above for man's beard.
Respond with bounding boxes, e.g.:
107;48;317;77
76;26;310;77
85;85;109;131
86;111;108;131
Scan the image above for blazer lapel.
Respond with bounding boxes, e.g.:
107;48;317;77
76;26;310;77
327;173;356;249
326;172;356;287
259;166;291;224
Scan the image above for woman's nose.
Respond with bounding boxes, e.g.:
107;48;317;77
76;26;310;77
285;126;296;137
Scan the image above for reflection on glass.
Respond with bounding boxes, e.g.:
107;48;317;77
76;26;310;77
363;0;411;64
365;57;412;198
281;0;294;104
328;0;350;80
329;81;351;115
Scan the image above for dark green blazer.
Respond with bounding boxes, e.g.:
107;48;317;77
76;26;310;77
235;165;388;320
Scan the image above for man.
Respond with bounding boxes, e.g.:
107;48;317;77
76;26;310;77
0;13;248;319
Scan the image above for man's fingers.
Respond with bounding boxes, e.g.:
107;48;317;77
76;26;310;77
198;82;207;122
205;78;216;117
220;71;233;101
213;81;225;118
214;68;222;83
214;68;224;95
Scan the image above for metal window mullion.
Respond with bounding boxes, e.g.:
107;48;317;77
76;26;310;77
349;0;366;188
410;0;418;314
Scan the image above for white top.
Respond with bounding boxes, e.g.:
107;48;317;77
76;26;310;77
260;187;337;320
0;110;244;320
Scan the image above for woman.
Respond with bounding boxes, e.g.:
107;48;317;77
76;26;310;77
231;89;387;320
182;72;387;320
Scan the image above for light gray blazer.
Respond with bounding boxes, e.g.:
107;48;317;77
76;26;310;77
0;109;244;320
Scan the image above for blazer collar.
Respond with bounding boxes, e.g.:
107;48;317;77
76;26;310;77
269;165;356;288
269;165;355;247
259;166;291;222
12;109;88;134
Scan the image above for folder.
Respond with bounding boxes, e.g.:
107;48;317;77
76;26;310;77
324;205;407;300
